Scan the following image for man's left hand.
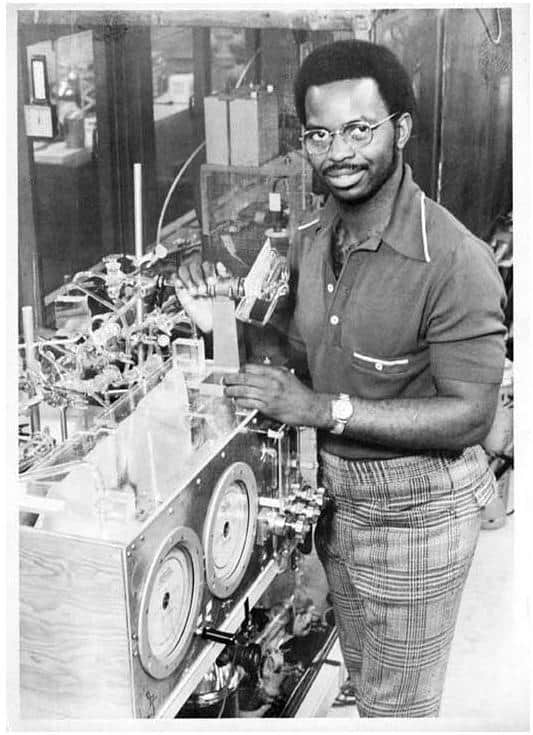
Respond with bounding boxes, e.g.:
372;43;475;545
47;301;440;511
223;364;325;427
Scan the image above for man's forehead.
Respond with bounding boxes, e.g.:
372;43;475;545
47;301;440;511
304;77;387;122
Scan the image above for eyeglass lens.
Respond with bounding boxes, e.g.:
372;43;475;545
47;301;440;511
304;121;372;154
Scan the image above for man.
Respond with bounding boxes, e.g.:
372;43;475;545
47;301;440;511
176;40;507;717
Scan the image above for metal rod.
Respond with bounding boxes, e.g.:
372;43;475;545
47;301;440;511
22;305;41;433
134;162;144;325
69;280;116;312
200;628;236;645
22;305;36;371
59;405;68;442
277;432;284;511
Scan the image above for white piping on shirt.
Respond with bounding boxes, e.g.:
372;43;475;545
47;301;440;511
352;350;409;367
420;192;431;263
300;194;431;261
297;218;320;231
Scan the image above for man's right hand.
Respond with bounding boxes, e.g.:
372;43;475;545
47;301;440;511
174;255;232;333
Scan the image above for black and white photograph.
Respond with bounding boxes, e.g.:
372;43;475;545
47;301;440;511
5;3;531;730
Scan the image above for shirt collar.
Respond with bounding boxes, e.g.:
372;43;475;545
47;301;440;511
315;164;428;262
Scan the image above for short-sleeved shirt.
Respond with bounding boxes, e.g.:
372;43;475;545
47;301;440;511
270;164;507;460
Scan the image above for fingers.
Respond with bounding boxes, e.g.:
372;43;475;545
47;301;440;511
177;259;209;294
177;252;201;290
176;259;233;296
189;259;207;294
244;363;288;373
176;264;194;291
216;261;230;278
202;261;216;290
222;371;270;400
224;384;266;403
231;398;265;411
242;363;289;378
223;370;274;390
173;263;215;331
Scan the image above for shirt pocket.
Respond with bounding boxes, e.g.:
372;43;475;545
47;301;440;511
341;345;431;400
350;349;412;376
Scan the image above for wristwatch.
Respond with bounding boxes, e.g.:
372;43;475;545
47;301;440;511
330;393;354;435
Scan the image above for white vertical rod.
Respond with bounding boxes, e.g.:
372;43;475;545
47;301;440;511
22;304;40;433
133;163;144;325
22;305;36;372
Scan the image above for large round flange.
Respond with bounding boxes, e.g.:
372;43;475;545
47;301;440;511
138;526;203;680
203;461;258;598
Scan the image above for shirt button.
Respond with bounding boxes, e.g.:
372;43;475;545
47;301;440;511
327;283;334;293
375;362;384;371
330;315;339;325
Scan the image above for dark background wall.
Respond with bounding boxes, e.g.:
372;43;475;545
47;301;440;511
437;9;512;238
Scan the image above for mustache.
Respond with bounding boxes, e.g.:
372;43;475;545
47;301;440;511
322;163;367;176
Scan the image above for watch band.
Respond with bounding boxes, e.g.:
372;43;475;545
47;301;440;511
330;393;353;435
330;419;347;435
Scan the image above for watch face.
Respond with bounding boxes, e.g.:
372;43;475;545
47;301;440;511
333;398;353;422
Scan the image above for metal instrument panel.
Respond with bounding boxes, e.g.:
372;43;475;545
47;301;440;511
123;423;286;717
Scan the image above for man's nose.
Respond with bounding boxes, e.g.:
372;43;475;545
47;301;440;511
327;132;354;161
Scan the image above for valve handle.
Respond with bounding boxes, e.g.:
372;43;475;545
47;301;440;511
199;627;236;645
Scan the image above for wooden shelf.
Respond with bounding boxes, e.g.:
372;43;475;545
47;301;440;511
18;9;370;32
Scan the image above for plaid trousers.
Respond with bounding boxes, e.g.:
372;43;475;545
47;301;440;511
315;445;496;717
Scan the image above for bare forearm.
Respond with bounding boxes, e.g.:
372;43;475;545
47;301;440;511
312;394;493;451
222;365;498;452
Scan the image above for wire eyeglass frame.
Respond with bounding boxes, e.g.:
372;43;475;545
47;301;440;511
300;112;399;156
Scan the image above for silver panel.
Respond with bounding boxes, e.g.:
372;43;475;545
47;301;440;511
137;526;204;680
203;461;258;598
124;425;289;718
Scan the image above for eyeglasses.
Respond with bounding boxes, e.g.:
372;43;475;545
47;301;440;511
300;113;398;156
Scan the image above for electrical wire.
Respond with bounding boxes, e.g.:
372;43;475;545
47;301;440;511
235;47;262;89
476;8;502;45
155;140;206;248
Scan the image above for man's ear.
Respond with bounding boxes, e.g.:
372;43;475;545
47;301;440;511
395;113;412;150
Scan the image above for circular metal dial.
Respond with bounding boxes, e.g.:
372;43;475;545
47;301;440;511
203;461;258;598
138;527;203;680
